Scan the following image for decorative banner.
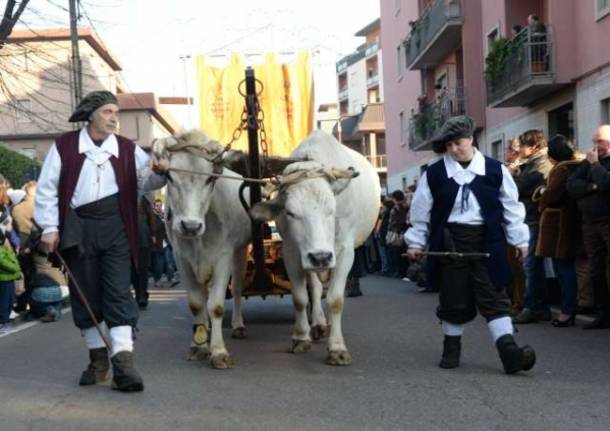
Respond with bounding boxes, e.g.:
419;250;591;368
195;51;313;157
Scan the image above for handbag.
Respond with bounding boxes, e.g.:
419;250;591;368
385;231;404;247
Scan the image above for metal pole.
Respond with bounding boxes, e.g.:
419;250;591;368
245;68;266;281
69;0;82;107
179;54;192;128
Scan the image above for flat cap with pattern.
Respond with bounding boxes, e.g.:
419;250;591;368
68;90;118;123
428;115;476;153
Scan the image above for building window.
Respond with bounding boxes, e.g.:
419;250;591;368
396;45;403;78
597;0;610;20
394;0;401;15
400;111;406;145
491;140;503;160
602;98;610;123
14;99;32;123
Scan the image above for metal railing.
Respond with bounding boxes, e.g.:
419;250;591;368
338;88;349;100
366;154;387;169
404;0;462;67
366;74;380;88
486;26;554;106
409;86;466;150
365;40;380;57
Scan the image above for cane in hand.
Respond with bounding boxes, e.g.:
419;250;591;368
55;250;112;352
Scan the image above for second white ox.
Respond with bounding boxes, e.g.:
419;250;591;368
152;130;250;369
251;130;381;365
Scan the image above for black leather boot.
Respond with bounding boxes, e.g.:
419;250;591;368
439;335;461;369
79;347;110;386
496;334;536;374
111;351;144;392
583;306;610;330
346;277;363;297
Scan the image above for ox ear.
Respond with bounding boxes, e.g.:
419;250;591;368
249;195;286;222
330;167;359;195
151;137;171;172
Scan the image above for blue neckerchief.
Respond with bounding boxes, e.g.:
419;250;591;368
460;182;471;213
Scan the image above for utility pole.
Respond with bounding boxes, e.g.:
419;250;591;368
69;0;82;108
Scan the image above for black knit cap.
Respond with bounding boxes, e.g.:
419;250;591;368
68;90;118;122
428;115;476;153
547;134;574;162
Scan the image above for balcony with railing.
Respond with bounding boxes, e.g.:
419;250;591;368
486;26;562;108
366;74;380;88
404;0;463;70
409;87;466;151
338;87;349;101
365;39;380;58
366;154;387;171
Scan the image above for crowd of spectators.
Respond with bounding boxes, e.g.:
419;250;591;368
0;174;177;334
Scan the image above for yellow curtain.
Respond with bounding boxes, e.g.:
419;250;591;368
195;51;313;157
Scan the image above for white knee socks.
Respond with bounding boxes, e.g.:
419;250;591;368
488;316;514;343
82;323;133;356
82;322;108;350
109;325;134;357
442;321;464;336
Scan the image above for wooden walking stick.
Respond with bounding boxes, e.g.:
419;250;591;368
55;250;112;352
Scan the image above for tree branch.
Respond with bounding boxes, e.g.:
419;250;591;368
0;0;31;43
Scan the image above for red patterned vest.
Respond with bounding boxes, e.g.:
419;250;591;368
55;130;139;267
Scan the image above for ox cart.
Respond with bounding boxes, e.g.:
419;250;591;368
231;68;297;300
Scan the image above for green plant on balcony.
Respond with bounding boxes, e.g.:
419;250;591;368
412;107;437;143
485;35;528;89
485;37;510;86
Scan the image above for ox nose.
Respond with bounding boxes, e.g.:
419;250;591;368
308;252;333;268
180;220;203;235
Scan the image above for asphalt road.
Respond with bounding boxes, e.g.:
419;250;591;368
1;275;609;431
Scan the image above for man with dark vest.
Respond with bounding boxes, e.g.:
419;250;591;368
404;116;537;374
34;91;166;392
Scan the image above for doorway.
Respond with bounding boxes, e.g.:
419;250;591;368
548;102;574;141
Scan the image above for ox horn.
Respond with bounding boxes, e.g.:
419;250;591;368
330;167;360;180
151;136;172;173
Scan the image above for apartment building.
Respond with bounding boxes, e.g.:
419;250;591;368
381;0;484;190
335;18;387;191
483;0;610;154
0;28;179;161
381;0;610;191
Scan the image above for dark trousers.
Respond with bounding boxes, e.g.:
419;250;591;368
0;280;15;323
552;258;577;315
582;221;610;306
64;202;137;330
523;224;549;312
14;254;32;312
437;224;511;324
131;246;151;304
348;246;367;280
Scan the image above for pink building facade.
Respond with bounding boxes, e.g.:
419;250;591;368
483;0;610;154
381;0;610;190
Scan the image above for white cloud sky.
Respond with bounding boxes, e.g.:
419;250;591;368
21;0;379;127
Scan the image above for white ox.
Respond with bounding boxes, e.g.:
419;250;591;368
251;130;381;365
152;130;250;369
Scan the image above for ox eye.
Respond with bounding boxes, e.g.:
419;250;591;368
285;210;296;218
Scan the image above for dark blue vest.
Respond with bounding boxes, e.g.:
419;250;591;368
426;156;511;290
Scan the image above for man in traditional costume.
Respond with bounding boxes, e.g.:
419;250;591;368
404;116;537;374
35;91;166;391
